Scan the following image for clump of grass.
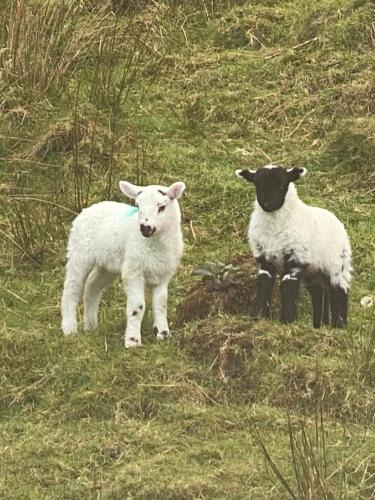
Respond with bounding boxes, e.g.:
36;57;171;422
0;0;167;261
253;411;333;499
329;0;375;50
0;0;108;104
323;117;375;188
214;4;290;49
253;391;373;499
25;120;87;160
349;324;375;386
181;94;207;133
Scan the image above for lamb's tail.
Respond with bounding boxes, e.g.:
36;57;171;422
332;246;352;292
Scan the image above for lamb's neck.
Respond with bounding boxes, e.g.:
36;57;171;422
161;204;182;241
150;216;182;251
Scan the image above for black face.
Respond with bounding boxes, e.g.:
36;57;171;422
254;168;289;212
236;165;306;213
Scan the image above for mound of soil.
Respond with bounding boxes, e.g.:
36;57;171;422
181;317;256;378
175;254;259;327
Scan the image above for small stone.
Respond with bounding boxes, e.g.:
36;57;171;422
360;295;374;308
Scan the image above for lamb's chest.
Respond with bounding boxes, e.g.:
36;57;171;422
142;247;178;285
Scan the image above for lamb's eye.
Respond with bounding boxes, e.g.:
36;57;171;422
158;205;166;214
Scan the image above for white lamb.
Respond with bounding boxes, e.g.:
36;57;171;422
61;180;185;347
236;164;352;328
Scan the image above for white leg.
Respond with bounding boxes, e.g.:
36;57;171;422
83;266;116;331
123;275;145;348
61;258;93;335
152;281;171;341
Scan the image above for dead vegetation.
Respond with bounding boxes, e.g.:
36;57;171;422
175;254;258;325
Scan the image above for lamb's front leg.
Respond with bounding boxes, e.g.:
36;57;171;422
152;281;171;341
253;256;276;319
123;275;145;348
280;257;304;324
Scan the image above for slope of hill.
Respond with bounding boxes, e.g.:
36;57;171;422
1;1;374;497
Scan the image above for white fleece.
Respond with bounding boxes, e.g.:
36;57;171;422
248;183;352;290
61;185;184;347
66;200;183;281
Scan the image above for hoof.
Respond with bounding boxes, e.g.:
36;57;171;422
84;319;98;332
125;336;142;348
62;324;78;336
154;327;171;341
251;306;270;320
333;316;346;329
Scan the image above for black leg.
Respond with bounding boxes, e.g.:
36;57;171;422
307;283;325;328
280;254;305;324
322;289;330;325
280;276;300;323
330;286;339;327
254;271;275;318
253;256;276;319
340;289;349;324
330;286;348;328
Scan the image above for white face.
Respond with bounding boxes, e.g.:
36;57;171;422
119;181;186;238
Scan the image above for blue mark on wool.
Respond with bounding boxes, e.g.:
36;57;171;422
122;206;139;221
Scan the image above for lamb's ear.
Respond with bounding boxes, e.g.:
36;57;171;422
235;169;256;183
119;181;142;199
287;167;307;182
166;181;186;200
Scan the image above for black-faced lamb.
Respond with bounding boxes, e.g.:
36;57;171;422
61;180;186;347
235;164;352;328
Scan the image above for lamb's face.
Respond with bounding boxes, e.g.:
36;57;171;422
119;181;186;238
135;188;170;237
236;164;306;212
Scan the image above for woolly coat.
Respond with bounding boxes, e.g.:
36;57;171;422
66;200;184;286
248;184;352;291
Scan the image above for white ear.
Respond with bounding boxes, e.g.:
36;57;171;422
166;181;186;200
119;181;142;199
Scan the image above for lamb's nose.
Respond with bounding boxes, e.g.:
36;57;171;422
262;201;271;210
140;224;155;237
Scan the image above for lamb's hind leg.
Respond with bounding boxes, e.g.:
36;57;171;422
61;257;93;335
306;282;326;328
83;266;116;331
330;286;348;328
322;289;330;325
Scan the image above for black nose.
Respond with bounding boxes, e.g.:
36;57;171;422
140;224;155;237
260;200;272;211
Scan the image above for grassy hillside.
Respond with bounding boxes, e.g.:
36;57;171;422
1;0;374;498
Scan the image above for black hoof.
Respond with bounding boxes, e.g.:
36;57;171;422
251;307;270;320
333;316;346;329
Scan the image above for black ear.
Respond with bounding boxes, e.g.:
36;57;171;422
287;167;307;183
235;169;256;183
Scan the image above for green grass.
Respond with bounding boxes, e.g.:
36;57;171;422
1;0;375;498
